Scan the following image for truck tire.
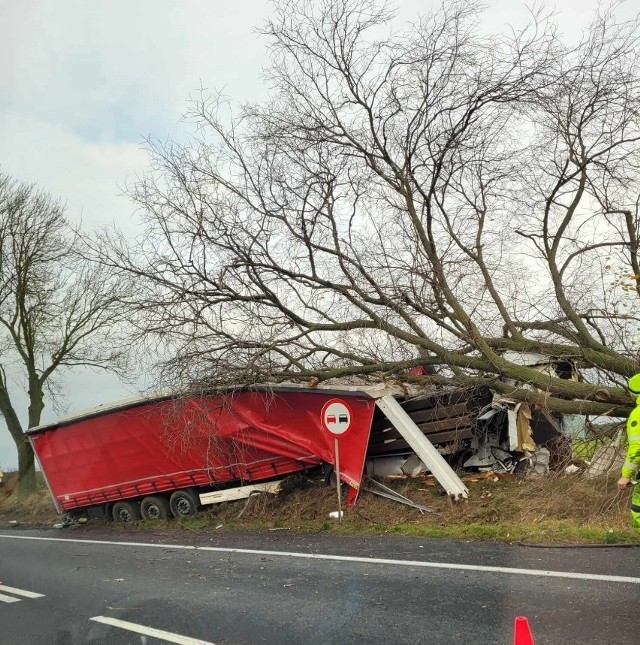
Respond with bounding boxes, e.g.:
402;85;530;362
140;495;170;520
170;489;199;518
112;500;141;522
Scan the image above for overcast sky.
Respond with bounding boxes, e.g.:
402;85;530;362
0;0;635;469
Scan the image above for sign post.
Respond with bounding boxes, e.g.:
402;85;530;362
321;399;352;523
334;436;342;521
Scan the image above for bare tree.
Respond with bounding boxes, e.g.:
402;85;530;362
102;0;640;417
0;172;131;496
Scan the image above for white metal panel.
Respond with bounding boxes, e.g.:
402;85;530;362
375;396;469;499
199;480;282;506
507;408;519;451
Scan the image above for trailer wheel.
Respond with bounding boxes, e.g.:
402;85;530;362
170;489;199;518
140;495;171;521
112;500;141;522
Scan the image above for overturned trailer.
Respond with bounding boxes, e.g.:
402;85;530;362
29;384;473;521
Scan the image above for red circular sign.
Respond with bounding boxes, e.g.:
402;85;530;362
321;399;353;436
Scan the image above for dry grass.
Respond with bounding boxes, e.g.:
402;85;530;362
1;469;638;544
0;471;58;527
173;472;640;544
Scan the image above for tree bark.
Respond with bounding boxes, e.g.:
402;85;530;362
17;436;36;499
0;376;35;497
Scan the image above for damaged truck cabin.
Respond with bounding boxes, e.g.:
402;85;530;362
28;379;570;522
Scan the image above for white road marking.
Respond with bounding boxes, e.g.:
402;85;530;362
0;593;21;604
1;533;639;585
90;616;215;645
0;584;45;599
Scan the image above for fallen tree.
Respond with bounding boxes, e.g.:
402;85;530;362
99;0;640;416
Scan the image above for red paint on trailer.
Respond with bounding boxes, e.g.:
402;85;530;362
28;390;375;512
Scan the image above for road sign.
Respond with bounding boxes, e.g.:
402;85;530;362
321;399;352;522
321;399;352;436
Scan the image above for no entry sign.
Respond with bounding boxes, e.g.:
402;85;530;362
321;399;352;436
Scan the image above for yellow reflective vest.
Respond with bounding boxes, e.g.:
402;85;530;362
622;400;640;480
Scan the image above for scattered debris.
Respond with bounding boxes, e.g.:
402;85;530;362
527;447;550;476
52;515;88;529
237;491;267;519
364;478;435;514
584;428;626;477
460;471;503;483
366;454;428;478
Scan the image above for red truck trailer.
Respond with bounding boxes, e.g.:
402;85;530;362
28;386;377;521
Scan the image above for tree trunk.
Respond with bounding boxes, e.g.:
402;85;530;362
27;373;45;429
1;374;42;498
17;436;37;499
17;376;45;498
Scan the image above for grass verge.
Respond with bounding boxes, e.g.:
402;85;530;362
1;470;639;545
0;472;58;527
168;473;640;545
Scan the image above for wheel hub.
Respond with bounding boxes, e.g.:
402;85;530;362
147;504;161;519
176;498;191;515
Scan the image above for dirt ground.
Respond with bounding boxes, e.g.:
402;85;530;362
2;469;639;544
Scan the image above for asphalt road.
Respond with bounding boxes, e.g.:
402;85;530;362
0;528;638;644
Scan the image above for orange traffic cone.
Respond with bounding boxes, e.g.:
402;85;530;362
513;616;534;645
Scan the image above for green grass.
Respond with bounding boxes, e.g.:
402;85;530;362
159;511;640;545
573;439;604;460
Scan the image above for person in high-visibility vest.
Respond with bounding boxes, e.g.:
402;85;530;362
618;373;640;530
